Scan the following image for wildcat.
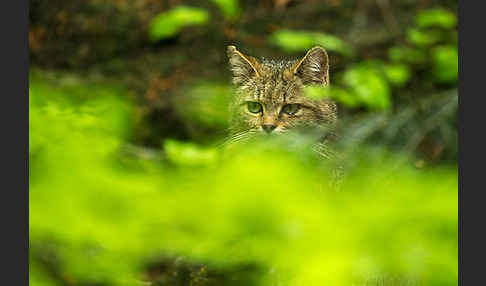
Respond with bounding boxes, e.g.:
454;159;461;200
227;45;337;139
226;45;344;186
224;47;415;285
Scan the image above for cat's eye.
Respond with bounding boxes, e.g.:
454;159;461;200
282;104;300;115
247;102;262;113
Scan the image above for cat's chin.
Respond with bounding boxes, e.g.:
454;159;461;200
257;128;288;134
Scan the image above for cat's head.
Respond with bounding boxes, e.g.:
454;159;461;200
227;46;337;137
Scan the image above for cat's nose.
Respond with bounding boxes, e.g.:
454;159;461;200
262;124;277;134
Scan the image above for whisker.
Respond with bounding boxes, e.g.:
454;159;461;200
211;133;243;148
212;131;257;149
213;127;233;135
308;141;336;160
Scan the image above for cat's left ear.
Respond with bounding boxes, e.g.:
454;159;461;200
292;46;329;86
227;46;262;86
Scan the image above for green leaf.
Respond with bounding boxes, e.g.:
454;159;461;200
312;33;354;57
381;63;411;87
303;85;331;100
148;6;210;41
406;28;444;47
211;0;240;21
431;45;458;84
329;87;360;108
269;29;354;56
416;9;457;30
269;29;316;52
343;65;391;111
303;85;362;108
164;139;218;167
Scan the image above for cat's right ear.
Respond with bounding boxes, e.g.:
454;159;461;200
292;46;330;86
227;46;262;86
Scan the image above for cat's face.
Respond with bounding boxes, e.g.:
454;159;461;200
227;46;337;137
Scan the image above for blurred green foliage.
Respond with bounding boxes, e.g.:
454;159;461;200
341;62;393;111
148;6;210;41
210;0;241;22
269;29;354;57
148;0;240;42
265;8;457;113
30;72;457;285
389;9;458;85
416;9;457;29
302;60;410;111
175;81;232;133
164;139;218;167
431;45;458;84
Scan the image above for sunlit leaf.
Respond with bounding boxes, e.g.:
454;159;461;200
406;28;444;47
304;85;360;108
269;29;315;52
416;9;457;29
211;0;240;21
381;63;411;87
328;87;361;108
343;65;391;111
303;85;331;100
269;29;354;56
164;139;218;167
431;45;458;84
148;6;210;41
312;33;354;57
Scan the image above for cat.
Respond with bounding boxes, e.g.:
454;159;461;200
225;45;345;187
224;47;415;285
227;45;337;138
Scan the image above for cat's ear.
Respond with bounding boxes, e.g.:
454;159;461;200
292;46;329;86
227;46;262;86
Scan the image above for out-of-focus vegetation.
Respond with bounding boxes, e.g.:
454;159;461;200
30;0;457;285
148;6;210;42
30;80;457;285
